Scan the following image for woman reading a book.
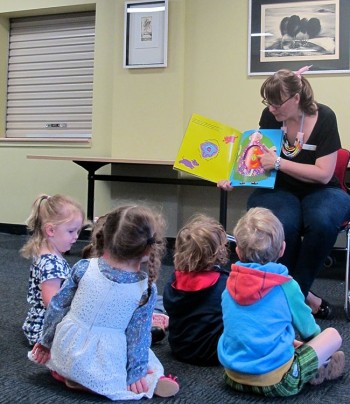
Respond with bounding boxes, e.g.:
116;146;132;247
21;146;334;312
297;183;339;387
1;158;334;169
218;66;350;319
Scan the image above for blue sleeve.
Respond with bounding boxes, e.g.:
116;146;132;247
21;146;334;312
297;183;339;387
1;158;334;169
39;259;90;348
125;284;157;385
281;280;321;340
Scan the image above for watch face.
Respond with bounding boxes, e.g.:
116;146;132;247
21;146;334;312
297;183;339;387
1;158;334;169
275;157;281;171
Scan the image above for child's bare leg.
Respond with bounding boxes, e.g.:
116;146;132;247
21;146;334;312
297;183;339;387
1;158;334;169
305;327;342;366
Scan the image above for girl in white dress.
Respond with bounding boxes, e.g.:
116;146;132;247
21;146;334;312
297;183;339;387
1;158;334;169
30;205;179;400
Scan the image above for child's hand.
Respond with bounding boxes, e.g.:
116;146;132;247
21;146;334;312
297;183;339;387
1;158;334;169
32;342;51;364
293;339;303;348
128;377;149;394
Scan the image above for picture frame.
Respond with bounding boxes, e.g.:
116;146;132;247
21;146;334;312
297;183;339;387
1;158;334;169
123;0;168;68
248;0;350;75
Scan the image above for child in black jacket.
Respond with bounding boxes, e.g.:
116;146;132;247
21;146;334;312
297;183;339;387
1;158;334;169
163;214;229;366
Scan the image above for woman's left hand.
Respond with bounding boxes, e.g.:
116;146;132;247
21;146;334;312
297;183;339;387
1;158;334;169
217;179;234;191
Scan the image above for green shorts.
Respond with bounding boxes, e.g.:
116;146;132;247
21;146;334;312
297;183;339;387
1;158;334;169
223;344;319;397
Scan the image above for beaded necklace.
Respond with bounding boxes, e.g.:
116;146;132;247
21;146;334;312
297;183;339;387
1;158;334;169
281;112;305;158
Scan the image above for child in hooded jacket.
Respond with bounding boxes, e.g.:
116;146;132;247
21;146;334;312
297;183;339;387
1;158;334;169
218;207;345;397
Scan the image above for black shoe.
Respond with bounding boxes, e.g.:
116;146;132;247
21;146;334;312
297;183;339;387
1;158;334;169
151;326;166;344
313;298;333;320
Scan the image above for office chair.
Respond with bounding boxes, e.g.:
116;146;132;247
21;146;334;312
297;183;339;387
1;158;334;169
333;148;350;320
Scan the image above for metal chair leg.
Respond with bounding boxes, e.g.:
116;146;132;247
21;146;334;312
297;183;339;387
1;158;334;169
344;227;350;320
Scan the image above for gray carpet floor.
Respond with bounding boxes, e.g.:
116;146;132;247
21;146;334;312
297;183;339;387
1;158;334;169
1;232;350;403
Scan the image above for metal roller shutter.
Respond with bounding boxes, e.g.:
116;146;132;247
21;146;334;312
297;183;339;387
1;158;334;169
6;11;95;139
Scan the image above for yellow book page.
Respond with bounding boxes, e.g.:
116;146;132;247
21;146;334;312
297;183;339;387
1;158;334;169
173;113;242;183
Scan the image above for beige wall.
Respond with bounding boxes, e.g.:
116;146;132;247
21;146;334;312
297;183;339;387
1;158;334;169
0;0;350;236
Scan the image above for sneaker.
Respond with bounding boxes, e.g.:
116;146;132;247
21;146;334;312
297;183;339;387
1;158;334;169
309;351;345;385
152;313;169;329
65;379;94;393
151;326;166;344
154;375;179;397
51;370;66;383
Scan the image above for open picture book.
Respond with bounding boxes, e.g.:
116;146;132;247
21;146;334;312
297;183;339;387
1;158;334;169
173;113;284;188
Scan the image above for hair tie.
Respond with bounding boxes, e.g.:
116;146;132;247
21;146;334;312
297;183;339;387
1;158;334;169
146;236;156;246
38;195;50;207
295;65;312;77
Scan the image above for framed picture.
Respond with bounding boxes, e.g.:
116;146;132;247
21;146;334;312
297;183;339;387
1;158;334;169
248;0;350;75
123;0;168;68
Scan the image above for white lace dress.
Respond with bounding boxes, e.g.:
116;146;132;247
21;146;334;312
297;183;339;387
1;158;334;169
46;258;164;400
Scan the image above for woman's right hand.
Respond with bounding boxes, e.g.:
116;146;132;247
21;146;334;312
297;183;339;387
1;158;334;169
217;180;233;191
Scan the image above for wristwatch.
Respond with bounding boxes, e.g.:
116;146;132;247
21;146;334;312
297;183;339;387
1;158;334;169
274;157;281;171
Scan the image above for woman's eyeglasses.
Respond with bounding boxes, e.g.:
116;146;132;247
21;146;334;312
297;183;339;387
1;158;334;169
261;94;295;108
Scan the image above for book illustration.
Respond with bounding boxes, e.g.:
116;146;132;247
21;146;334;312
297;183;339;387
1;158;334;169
178;135;239;171
232;130;277;186
173;113;283;188
178;157;199;169
237;131;265;177
200;140;219;159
